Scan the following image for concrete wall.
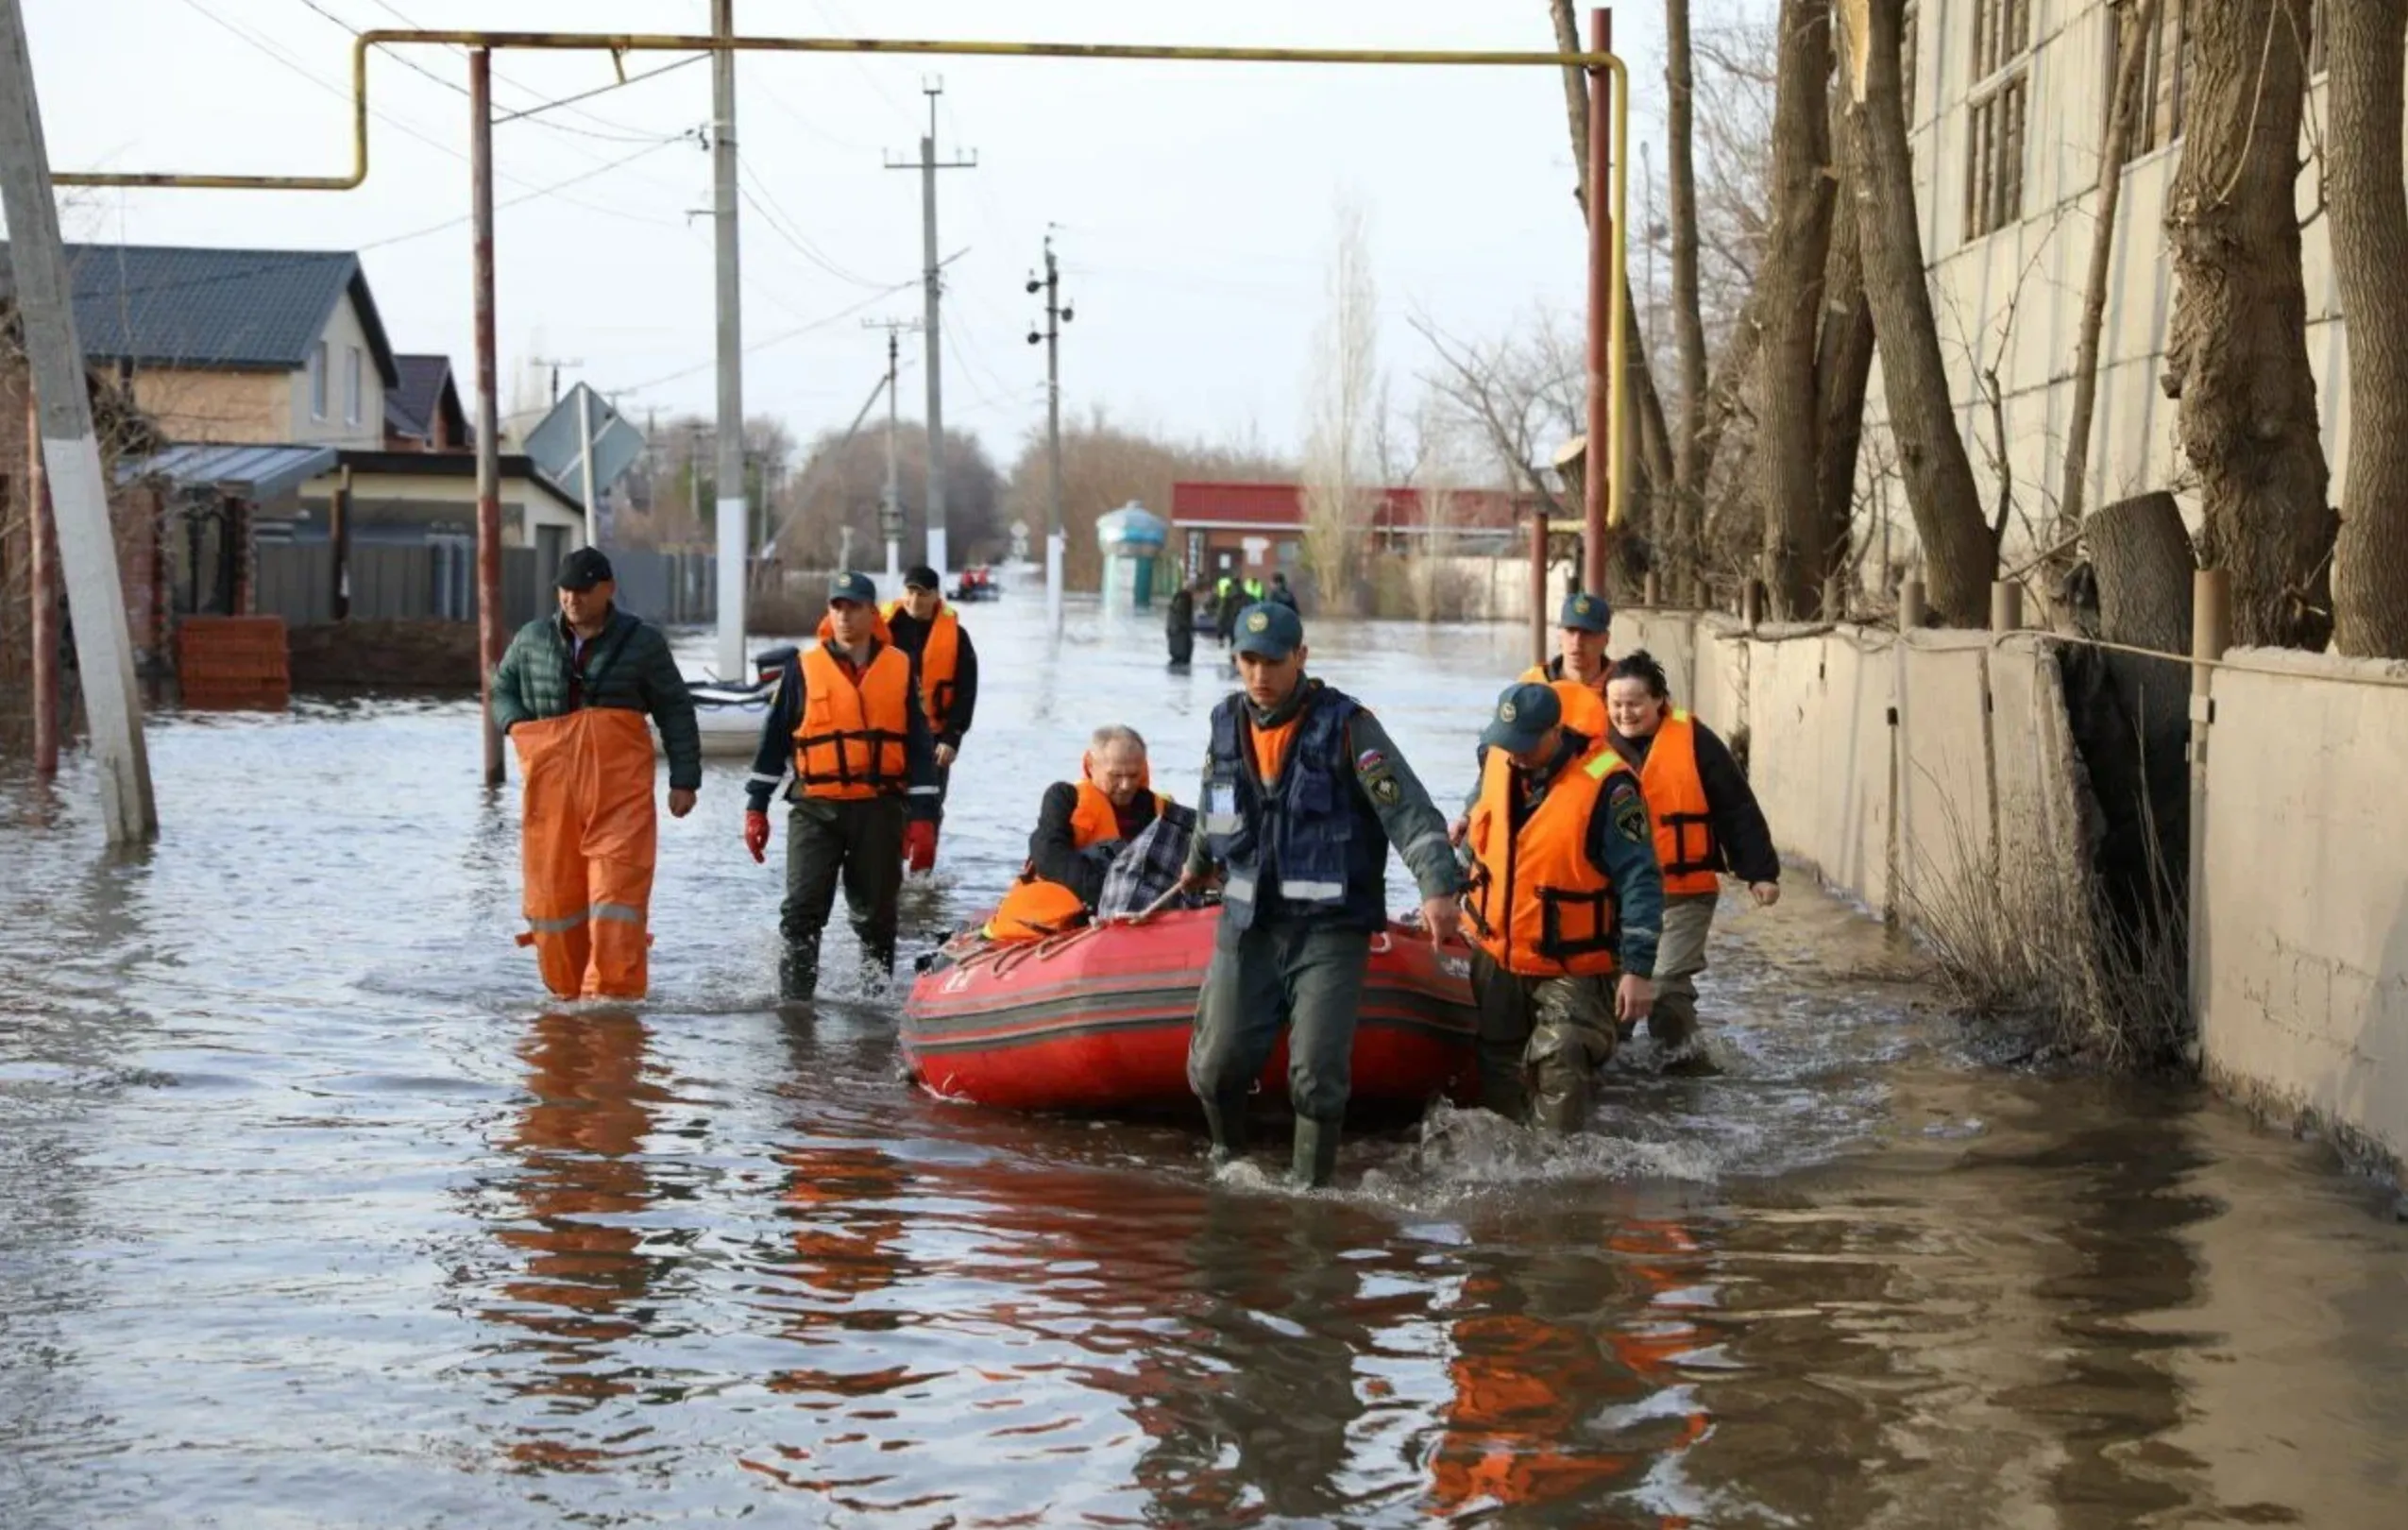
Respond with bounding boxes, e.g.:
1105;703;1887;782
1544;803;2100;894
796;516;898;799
2199;647;2408;1159
1608;606;2408;1164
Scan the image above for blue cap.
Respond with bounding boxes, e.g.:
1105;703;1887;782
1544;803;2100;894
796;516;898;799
1559;590;1611;634
1480;681;1563;754
827;570;877;605
1232;602;1304;659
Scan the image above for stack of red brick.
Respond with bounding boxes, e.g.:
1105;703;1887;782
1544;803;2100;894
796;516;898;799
176;615;289;710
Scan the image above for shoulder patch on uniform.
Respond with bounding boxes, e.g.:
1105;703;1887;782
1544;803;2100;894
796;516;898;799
1370;774;1403;807
1611;780;1651;844
1357;747;1386;774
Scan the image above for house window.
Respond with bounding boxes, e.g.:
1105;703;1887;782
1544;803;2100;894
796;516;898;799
345;346;362;426
2116;0;2196;158
309;341;328;420
1963;0;2031;242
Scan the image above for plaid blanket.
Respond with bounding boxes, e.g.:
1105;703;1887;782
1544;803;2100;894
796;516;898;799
1097;802;1200;918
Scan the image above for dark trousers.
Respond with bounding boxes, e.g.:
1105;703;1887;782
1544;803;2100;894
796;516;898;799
1168;624;1195;666
1468;948;1617;1133
782;794;906;987
1187;923;1371;1122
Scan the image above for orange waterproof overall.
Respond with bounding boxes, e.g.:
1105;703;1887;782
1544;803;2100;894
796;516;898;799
512;707;659;999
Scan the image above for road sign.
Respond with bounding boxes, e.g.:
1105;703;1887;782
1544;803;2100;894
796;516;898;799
523;382;645;505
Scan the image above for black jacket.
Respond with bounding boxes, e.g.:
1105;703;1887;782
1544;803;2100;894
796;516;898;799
884;606;979;750
1610;717;1780;885
1028;781;1161;906
490;607;701;790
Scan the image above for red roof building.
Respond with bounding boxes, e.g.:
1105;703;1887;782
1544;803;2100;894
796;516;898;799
1168;480;1531;584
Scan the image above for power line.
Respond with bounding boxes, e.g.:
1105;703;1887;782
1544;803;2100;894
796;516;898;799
495;55;709;130
355;135;691;251
617;277;921;398
735;155;890;290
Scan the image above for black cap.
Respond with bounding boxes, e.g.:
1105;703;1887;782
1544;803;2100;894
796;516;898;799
903;564;941;591
827;570;878;605
1232;601;1304;659
555;547;614;591
1480;681;1564;754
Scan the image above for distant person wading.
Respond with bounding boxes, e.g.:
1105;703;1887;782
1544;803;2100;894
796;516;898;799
882;565;979;871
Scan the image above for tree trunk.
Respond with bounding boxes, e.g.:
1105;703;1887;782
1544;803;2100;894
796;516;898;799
2329;0;2408;656
2059;0;2158;542
2088;490;2197;654
1664;0;1711;588
1814;84;1876;611
2165;0;2333;650
1835;0;1996;625
1752;0;1839;620
1551;0;1678;576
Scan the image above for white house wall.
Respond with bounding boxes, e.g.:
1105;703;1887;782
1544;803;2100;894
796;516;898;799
288;290;389;450
1870;1;2346;566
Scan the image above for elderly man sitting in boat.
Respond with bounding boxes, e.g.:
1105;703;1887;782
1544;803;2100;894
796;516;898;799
984;725;1196;941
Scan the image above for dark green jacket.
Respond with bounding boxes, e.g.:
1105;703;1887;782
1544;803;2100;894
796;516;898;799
491;607;702;790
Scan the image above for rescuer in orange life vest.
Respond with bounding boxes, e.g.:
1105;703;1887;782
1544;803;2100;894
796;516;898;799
742;571;941;1000
491;548;700;1001
882;564;979;872
1604;649;1779;1073
985;725;1172;942
1452;680;1664;1132
1519;589;1613;737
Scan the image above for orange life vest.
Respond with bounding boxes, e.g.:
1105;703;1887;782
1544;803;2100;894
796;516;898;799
885;599;961;732
1519;659;1608;740
1463;737;1632;978
792;641;912;799
984;771;1170;943
1636;708;1721;896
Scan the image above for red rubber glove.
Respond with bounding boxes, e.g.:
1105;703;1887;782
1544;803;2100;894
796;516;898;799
902;818;939;873
743;809;771;864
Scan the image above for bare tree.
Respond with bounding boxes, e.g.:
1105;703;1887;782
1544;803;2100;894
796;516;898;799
1411;307;1586;521
2058;0;2158;543
1299;197;1382;614
1834;0;1996;625
2328;0;2408;656
1751;0;1839;617
1664;0;1711;597
2165;0;2332;650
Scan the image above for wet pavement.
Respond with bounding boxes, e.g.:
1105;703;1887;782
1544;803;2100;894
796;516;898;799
4;595;2405;1528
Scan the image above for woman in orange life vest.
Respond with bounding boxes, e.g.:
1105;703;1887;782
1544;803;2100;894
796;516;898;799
1603;649;1781;1071
1455;681;1664;1133
984;725;1170;942
1519;589;1614;738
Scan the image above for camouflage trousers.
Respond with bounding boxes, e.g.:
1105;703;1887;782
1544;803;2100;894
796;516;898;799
1467;948;1618;1134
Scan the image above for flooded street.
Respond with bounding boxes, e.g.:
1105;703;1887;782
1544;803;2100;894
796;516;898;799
5;595;2405;1528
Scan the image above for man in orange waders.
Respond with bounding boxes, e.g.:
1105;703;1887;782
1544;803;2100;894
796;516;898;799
882;564;978;871
491;548;701;1000
1518;590;1612;737
1455;682;1663;1132
743;572;941;999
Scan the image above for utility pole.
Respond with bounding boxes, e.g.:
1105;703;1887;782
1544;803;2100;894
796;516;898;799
711;0;748;682
886;78;975;583
864;316;919;585
0;0;155;841
470;48;504;788
1026;230;1074;629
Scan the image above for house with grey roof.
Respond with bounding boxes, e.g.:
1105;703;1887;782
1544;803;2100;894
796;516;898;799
384;354;469;453
0;242;400;450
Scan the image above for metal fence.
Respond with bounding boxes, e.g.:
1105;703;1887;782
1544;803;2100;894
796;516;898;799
607;548;717;626
254;544;545;630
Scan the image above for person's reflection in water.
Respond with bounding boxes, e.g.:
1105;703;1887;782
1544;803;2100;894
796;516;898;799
1424;1216;1716;1522
478;1009;671;1470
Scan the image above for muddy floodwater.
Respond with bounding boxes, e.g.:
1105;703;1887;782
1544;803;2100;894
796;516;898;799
4;596;2405;1528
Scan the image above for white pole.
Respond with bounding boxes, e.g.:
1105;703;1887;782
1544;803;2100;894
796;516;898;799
711;0;748;680
0;0;156;842
576;385;599;549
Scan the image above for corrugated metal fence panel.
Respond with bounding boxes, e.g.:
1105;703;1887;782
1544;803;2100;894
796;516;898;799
612;548;670;622
253;544;334;625
353;545;432;620
503;548;539;630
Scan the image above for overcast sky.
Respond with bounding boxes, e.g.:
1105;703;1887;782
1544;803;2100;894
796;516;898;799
20;0;1676;473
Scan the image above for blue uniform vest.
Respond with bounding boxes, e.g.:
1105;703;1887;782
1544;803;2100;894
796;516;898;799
1201;683;1390;934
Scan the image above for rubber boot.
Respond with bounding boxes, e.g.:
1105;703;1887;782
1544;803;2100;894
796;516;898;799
1527;1059;1593;1135
1199;1091;1249;1166
779;943;820;1002
1289;1116;1341;1189
1650;993;1720;1076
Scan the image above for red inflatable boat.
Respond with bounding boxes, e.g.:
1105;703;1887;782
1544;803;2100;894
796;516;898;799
902;908;1480;1112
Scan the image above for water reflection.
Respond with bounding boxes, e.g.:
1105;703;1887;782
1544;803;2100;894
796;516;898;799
473;1009;674;1469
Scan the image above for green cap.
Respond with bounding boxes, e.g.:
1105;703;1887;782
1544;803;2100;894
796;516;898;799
1480;681;1563;754
1559;590;1611;634
1232;602;1304;659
